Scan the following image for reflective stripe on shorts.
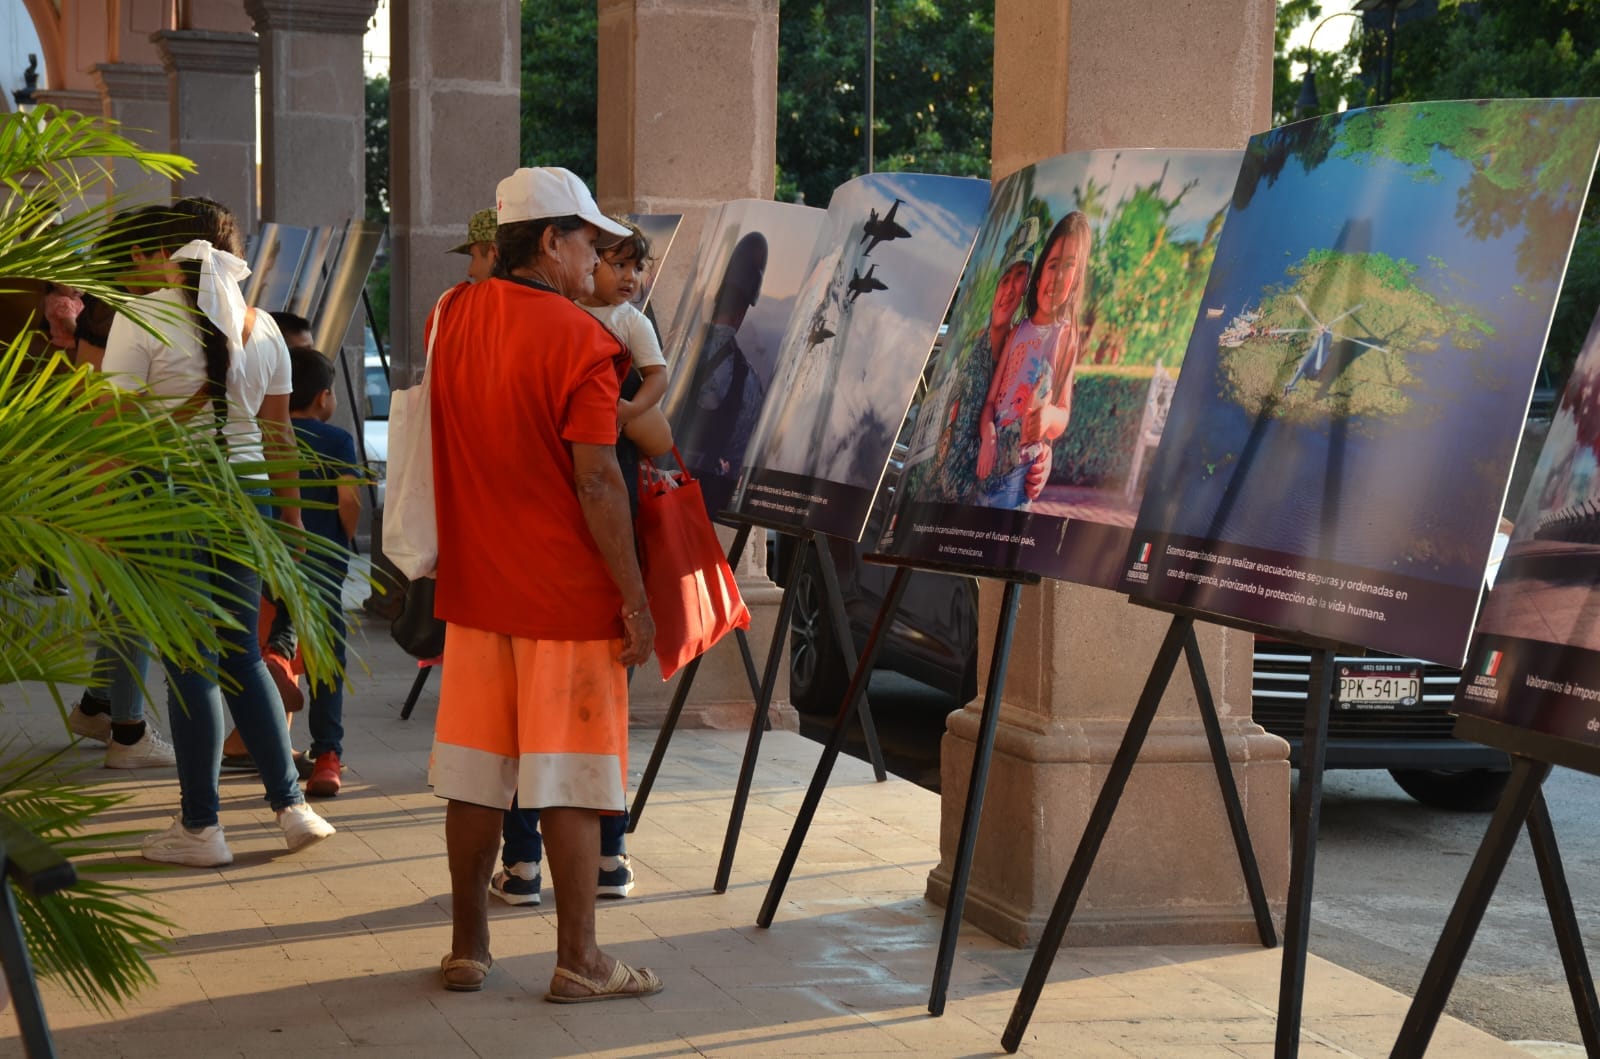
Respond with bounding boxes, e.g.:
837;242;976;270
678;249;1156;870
428;623;628;811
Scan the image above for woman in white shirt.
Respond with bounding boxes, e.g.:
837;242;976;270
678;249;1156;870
100;197;336;867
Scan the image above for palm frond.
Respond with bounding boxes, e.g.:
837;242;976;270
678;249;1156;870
0;745;171;1013
0;106;195;330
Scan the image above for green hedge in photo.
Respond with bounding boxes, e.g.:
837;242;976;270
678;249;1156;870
1050;366;1158;488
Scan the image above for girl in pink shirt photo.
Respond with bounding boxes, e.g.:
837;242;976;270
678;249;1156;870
974;211;1091;509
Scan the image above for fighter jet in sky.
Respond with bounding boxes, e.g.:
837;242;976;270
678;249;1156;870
846;264;888;304
1272;294;1388;395
860;199;910;256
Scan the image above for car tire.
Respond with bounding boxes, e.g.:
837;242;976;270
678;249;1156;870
788;547;850;716
1387;768;1511;812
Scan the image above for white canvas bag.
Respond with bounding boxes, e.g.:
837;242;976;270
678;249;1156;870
382;289;454;579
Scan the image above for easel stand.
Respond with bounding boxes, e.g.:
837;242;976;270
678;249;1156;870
0;817;78;1058
1390;717;1600;1059
627;518;890;895
756;560;1038;1016
1005;603;1326;1055
628;522;767;825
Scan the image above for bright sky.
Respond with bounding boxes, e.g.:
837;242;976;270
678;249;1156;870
1287;0;1363;72
365;0;391;76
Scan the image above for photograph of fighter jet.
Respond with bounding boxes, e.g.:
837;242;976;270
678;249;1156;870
860;199;910;255
1126;98;1600;665
846;263;888;303
732;172;989;540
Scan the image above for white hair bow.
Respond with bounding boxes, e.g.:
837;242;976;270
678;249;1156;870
171;239;252;386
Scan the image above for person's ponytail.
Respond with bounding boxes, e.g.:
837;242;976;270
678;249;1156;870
178;258;231;436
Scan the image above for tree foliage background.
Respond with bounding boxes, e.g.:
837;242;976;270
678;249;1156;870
776;0;993;207
1278;0;1600;378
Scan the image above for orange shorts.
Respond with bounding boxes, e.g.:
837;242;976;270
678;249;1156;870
428;623;628;811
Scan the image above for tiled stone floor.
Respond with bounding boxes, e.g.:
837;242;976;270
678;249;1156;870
0;621;1528;1057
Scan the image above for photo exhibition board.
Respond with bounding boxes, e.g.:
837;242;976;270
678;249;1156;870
731;173;991;540
658;199;826;522
1456;302;1600;752
875;148;1244;585
1121;99;1600;666
623;213;683;313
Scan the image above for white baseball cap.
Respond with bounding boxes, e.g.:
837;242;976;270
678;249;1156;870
495;167;631;243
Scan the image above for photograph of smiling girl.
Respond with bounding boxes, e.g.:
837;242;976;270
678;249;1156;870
881;148;1242;586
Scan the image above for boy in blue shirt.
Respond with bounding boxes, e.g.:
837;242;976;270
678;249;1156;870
269;346;361;796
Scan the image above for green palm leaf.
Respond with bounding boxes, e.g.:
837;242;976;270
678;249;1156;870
0;104;366;1011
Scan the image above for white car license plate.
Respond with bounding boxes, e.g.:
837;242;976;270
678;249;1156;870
1337;664;1421;709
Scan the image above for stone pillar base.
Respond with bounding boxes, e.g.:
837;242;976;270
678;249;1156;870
926;713;1289;948
628;523;797;734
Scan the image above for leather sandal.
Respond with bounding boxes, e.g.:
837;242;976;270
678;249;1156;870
544;960;663;1003
440;952;492;992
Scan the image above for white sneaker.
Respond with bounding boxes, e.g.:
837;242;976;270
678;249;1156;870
68;703;112;744
277;803;335;851
105;727;177;769
142;818;233;867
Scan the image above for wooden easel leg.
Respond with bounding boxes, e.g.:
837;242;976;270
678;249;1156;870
1389;756;1550;1059
813;539;889;781
757;567;913;928
1275;647;1337;1058
1000;613;1192;1051
628;523;753;831
1182;623;1276;948
713;537;804;894
929;580;1025;1017
1527;789;1600;1056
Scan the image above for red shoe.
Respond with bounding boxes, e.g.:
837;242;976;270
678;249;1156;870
306;751;342;797
264;649;304;712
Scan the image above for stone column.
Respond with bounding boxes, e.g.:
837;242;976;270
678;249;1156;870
151;30;260;232
387;0;520;386
594;0;778;334
594;0;793;732
90;63;170;203
245;0;375;227
926;0;1288;948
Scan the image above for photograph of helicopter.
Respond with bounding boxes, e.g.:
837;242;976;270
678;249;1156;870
1125;98;1600;665
1266;295;1389;395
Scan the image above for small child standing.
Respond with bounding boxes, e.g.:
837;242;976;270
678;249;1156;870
283;346;361;797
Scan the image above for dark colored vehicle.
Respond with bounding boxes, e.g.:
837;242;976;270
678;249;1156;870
1251;641;1510;810
775;336;980;714
775;459;979;714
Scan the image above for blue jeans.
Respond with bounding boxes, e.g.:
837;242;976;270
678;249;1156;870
502;797;628;865
165;541;303;830
978;462;1030;509
86;637;149;723
268;556;348;759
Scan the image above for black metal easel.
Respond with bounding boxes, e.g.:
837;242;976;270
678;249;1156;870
1390;715;1600;1059
627;520;890;895
756;555;1049;1015
0;817;79;1058
1004;600;1336;1055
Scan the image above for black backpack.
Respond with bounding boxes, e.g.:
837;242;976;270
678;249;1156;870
390;578;446;659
